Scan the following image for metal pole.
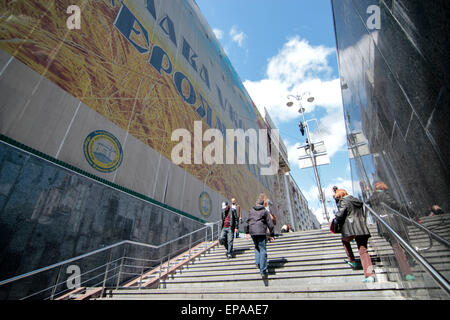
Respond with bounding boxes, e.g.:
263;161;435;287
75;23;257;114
50;265;63;300
101;250;113;298
300;108;330;223
115;245;127;289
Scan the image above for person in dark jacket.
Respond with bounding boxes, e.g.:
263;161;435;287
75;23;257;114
220;201;238;259
335;189;375;283
332;186;339;207
245;193;275;277
231;198;242;238
367;182;415;281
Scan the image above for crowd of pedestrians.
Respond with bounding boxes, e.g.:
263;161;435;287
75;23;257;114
218;181;431;283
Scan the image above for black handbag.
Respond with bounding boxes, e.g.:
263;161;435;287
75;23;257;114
330;218;342;234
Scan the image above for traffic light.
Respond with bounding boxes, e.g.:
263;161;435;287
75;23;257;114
299;121;305;136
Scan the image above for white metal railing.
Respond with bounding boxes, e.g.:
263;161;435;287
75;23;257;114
364;203;450;296
0;220;221;300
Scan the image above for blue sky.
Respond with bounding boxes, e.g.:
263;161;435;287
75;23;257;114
195;0;352;224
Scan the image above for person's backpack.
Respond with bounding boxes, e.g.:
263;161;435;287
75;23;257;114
330;217;342;234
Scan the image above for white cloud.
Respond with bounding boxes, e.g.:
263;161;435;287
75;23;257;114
240;35;351;224
229;26;246;47
212;28;224;40
243;36;346;160
266;37;334;85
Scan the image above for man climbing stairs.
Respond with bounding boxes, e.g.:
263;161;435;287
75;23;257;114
96;226;432;299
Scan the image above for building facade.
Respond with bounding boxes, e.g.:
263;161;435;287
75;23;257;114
285;174;320;231
332;0;449;297
332;0;450;213
0;0;288;298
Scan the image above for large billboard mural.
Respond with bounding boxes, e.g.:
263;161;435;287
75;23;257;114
0;0;274;215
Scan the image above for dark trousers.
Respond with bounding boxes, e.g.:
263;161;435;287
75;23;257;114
220;227;234;255
251;235;268;275
342;235;375;278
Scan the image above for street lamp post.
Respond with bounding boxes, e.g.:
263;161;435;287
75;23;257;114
287;93;330;223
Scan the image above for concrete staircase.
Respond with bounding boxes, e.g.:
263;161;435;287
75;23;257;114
97;226;432;300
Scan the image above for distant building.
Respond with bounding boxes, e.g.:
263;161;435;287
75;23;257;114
286;174;321;231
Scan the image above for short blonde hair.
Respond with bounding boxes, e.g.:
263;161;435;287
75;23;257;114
334;189;348;199
257;193;266;205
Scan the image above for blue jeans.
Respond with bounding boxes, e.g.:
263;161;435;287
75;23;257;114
251;235;267;275
220;227;234;256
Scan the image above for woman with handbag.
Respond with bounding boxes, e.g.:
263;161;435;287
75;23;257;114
335;189;376;283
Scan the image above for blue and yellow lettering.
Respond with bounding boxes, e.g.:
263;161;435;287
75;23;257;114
174;71;196;105
113;2;149;54
199;65;210;89
146;0;157;20
216;85;229;111
182;38;198;72
159;14;177;47
149;45;173;75
196;94;213;127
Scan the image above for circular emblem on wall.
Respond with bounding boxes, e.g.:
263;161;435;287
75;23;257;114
199;191;212;218
83;130;123;173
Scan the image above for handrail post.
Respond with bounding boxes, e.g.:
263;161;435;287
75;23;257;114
158;246;163;289
167;242;171;271
187;234;192;269
50;265;63;300
101;249;113;298
115;245;127;290
138;260;145;290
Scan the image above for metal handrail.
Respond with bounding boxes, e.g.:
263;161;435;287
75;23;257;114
364;203;450;295
0;220;221;289
378;203;432;251
381;203;450;249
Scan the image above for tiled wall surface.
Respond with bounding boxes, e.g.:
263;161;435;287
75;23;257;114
0;141;205;299
332;0;450;215
332;0;450;298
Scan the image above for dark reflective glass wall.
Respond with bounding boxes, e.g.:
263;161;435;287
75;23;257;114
332;0;450;298
0;141;205;299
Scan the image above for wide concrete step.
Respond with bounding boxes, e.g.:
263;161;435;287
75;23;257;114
167;265;387;281
96;222;450;300
159;267;388;289
100;282;427;300
187;253;381;271
174;259;388;277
